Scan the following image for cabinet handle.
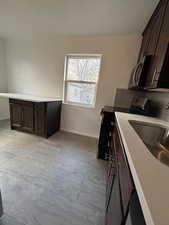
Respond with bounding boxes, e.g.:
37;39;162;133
110;122;114;126
105;153;115;162
105;153;110;160
21;108;24;122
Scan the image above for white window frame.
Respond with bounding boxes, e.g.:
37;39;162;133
63;54;102;108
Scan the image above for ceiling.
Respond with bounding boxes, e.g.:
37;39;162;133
0;0;159;37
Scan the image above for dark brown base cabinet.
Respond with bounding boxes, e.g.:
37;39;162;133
9;99;62;138
105;124;136;225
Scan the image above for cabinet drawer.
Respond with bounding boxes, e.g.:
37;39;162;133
9;99;34;107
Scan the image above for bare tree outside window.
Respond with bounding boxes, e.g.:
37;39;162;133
64;55;102;107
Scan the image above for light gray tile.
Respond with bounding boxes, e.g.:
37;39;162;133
0;120;106;225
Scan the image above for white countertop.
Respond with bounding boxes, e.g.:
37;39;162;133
0;93;62;102
115;112;169;225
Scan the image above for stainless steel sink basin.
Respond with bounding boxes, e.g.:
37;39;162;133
129;120;169;167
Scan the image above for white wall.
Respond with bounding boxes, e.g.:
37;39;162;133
6;35;141;137
0;39;9;120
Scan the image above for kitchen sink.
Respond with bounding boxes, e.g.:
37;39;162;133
129;120;169;167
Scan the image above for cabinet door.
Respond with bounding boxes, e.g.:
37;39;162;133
153;0;169;88
106;131;116;209
22;104;34;133
146;6;164;56
138;27;151;62
106;158;116;210
114;127;134;217
138;0;166;63
34;103;46;137
10;103;22;129
145;0;167;88
105;130;124;225
105;171;123;225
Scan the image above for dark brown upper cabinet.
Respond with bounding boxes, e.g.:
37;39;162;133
137;25;151;62
138;0;166;63
146;0;169;88
136;0;169;89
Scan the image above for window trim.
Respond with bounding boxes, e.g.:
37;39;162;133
63;54;102;108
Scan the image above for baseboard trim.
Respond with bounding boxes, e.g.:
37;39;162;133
0;117;10;121
61;128;99;139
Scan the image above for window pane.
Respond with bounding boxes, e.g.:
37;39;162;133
66;82;96;105
67;57;101;82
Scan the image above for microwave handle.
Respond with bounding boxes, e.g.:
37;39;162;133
132;64;138;84
133;62;142;85
136;63;143;84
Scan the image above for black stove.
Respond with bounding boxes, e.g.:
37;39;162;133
97;97;151;160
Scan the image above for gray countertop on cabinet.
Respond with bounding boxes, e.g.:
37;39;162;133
0;93;62;102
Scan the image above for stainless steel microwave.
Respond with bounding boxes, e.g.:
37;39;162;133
128;55;152;89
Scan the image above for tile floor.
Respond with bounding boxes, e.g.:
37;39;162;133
0;120;106;225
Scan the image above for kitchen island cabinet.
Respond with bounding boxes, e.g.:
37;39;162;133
9;98;62;138
0;93;62;138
